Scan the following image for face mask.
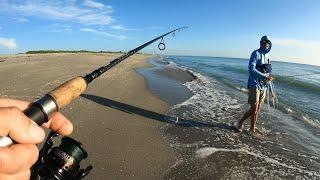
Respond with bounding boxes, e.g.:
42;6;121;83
260;41;272;54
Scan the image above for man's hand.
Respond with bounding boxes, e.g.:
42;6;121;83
0;98;73;180
266;76;274;82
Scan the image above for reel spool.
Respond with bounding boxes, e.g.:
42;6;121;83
31;131;92;180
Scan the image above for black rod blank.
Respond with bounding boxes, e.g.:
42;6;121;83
84;26;188;83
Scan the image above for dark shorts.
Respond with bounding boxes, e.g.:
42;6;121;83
248;88;266;105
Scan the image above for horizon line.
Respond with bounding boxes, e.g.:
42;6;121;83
0;50;319;67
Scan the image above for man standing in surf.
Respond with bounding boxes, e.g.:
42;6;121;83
236;36;274;133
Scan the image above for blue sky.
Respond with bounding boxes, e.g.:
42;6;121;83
0;0;319;66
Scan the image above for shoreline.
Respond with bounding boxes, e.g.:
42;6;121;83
137;58;194;106
149;55;320;179
0;53;176;179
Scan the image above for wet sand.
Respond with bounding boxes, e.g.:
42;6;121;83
155;68;196;83
0;53;176;179
137;59;194;106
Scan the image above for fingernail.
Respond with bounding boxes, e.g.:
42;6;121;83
61;122;73;136
29;123;45;141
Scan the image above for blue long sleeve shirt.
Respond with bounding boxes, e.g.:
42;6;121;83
247;49;269;90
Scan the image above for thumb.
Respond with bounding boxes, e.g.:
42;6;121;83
0;107;45;144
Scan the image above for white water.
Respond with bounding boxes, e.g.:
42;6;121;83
196;147;320;177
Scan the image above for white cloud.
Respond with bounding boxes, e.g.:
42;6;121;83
83;0;108;10
111;25;138;31
110;25;164;31
12;17;29;23
0;37;18;49
269;38;320;66
273;38;320;52
145;26;164;30
49;24;72;32
0;0;114;26
80;28;127;40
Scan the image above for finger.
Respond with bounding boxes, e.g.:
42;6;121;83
42;112;73;136
0;144;38;174
0;98;30;110
0;170;30;180
0;98;73;135
0;98;73;136
0;107;45;143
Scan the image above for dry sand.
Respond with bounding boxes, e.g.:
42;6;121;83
0;53;176;179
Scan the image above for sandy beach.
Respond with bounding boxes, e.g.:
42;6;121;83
0;53;176;179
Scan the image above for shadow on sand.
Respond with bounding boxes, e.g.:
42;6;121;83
81;94;236;131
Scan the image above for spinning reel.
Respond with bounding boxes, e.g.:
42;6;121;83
31;131;92;180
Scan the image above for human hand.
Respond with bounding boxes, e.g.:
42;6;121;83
0;98;73;180
266;76;274;82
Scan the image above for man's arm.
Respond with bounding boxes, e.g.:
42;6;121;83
248;51;268;80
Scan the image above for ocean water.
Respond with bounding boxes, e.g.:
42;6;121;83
152;56;320;179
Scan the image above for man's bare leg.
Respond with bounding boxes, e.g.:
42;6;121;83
237;103;258;131
253;96;265;132
249;103;259;132
237;110;251;128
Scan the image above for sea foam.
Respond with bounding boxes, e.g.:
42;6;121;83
195;147;320;177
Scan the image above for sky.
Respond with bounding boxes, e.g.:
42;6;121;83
0;0;319;66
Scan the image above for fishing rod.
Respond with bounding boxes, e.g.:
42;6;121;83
0;26;187;180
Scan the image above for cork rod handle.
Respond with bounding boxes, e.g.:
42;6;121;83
48;77;87;109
